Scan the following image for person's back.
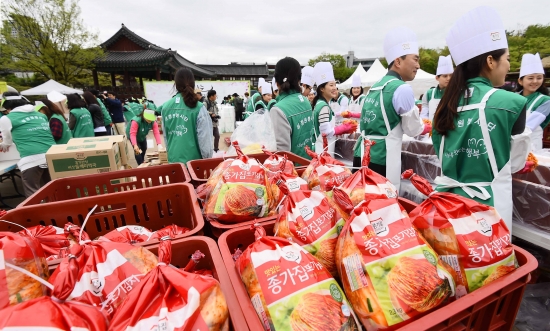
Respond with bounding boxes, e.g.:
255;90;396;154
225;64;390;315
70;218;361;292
104;93;124;123
88;104;105;128
8;106;55;157
70;107;94;138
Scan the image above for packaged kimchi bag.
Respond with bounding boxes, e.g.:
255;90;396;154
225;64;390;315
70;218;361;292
99;224;190;244
110;228;229;331
205;141;273;223
263;150;298;179
0;247;109;331
17;225;71;258
274;175;345;278
333;140;398;215
301;135;352;192
48;222;158;319
270;172;309;213
236;225;360;331
335;196;455;330
402;170;516;296
182;250;214;277
196;158;235;201
0;232;49;308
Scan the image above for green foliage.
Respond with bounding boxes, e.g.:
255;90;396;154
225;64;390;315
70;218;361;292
308;53;355;82
507;25;550;72
0;0;102;86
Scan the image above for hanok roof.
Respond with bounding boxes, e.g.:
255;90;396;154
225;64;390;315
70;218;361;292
197;64;269;77
95;24;215;78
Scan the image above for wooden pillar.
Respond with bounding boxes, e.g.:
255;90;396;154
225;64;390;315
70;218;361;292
110;72;116;87
139;76;143;88
124;70;130;87
155;68;161;81
92;69;99;90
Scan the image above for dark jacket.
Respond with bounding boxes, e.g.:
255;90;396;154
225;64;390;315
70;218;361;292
104;97;124;123
88;104;105;129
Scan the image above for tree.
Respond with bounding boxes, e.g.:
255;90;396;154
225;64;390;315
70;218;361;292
507;25;550;72
0;0;102;85
308;53;355;82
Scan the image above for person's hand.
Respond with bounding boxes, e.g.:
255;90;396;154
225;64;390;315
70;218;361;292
157;144;164;151
517;161;536;174
421;122;432;135
334;122;357;135
133;145;141;155
341;110;351;118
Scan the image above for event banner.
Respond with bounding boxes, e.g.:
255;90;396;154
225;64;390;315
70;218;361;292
144;80;250;106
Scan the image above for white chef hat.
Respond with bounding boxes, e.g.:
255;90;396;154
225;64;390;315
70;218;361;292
351;74;362;88
301;66;314;87
313;62;335;86
272;77;278;91
384;26;419;64
436;55;454;76
520;53;545;78
259;77;265;85
260;81;272;95
446;6;508;66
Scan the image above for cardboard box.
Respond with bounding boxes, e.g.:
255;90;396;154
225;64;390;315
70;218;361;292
46;141;122;180
67;135;130;166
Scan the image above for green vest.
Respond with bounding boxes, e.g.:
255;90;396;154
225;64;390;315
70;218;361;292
267;99;277;110
161;93;202;164
245;92;262;119
130;103;144;115
275;91;314;160
432;77;526;206
50;113;72;144
98;101;112;126
426;86;444;103
254;99;267;110
70;107;94;138
313;99;332;142
7;110;55;158
144;101;157;111
126;116;153;143
525;91;550;129
353;75;404;163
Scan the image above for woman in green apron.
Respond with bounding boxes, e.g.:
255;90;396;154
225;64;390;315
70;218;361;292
421;55;453;122
517;53;550;152
432;6;532;230
160;68;213;164
126;109;162;165
254;80;273;111
311;62;357;156
269;57;314;160
36;98;72;144
67;94;94;138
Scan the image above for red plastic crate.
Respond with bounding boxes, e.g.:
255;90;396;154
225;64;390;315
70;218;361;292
1;183;203;243
19;163;190;207
218;198;538;331
145;236;249;331
186;151;311;187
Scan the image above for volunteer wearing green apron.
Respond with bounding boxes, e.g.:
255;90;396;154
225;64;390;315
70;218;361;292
244;78;265;119
421;55;454;122
67;94;94;138
270;57;314;160
0;92;56;197
350;26;429;188
432;6;531;230
160;68;213;165
330;92;349;126
300;66;314;97
36;98;72;144
311;62;357;156
126;109;162;165
517;53;550;152
267;77;278;110
90;89;113;134
254;80;273;111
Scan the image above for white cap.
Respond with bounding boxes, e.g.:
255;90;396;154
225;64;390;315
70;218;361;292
436;55;454;75
520;53;545;78
446;6;508;66
301;66;314;86
384;26;419;64
272;77;278;91
259;77;266;85
313;62;335;86
351;74;362;88
260;81;272;95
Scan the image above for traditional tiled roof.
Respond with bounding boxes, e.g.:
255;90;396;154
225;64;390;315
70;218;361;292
100;24;157;49
197;64;269;76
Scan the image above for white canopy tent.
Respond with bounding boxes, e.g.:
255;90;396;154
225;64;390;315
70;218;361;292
407;69;437;99
338;59;388;90
20;79;83;96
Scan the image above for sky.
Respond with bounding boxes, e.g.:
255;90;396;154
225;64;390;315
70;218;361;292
79;0;549;66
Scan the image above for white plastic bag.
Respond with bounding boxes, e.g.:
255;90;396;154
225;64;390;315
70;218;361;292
225;109;276;156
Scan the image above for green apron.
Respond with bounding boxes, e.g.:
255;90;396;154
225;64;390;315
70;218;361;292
126;116;154;143
8;111;55;157
275;91;314;159
50;113;72;144
70;107;94;138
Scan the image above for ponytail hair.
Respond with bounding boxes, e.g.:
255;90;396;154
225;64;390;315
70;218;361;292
312;82;327;108
274;57;301;93
434;49;507;136
174;68;198;108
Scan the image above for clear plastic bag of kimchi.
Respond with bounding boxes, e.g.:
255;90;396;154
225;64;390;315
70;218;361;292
99;224;190;244
205;141;274;223
402;169;516;296
196;158;235;201
335;195;456;330
109;228;229;331
301;135;352;192
236;225;360;331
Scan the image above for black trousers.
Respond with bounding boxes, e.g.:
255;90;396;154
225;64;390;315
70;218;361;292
235;110;243;122
213;127;220;151
353;157;386;177
134;139;148;165
95;131;108;137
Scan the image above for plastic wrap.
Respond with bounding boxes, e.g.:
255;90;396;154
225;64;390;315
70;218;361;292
17;225;72;259
226;109;276;156
514;283;550;331
196;158;235;201
335;133;360;162
400;140;441;183
109;228;229;331
512;178;550;231
398;180;430;204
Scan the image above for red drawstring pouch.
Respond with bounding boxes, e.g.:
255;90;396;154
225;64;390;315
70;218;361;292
262;150;298;180
402;169;516;297
236;225;359;331
99;224;190;244
109;228;230;331
17;225;71;259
